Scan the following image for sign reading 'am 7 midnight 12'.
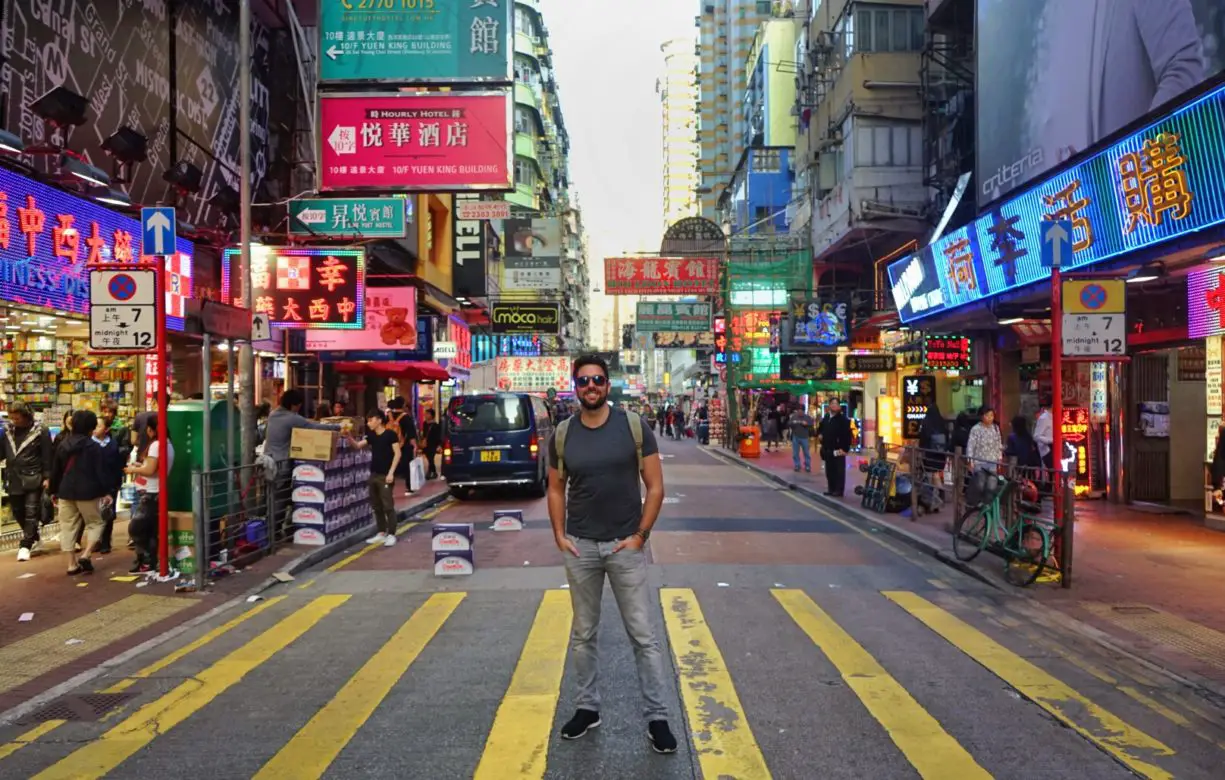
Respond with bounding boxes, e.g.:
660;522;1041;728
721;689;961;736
318;0;513;83
889;80;1225;324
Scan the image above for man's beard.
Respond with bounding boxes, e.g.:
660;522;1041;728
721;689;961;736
579;393;606;411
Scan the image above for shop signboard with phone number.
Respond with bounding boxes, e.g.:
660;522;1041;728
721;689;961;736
889;80;1225;324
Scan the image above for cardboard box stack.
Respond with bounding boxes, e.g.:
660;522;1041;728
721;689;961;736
291;438;372;546
432;522;475;577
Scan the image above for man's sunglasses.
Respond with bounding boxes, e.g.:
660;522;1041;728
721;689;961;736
575;375;608;388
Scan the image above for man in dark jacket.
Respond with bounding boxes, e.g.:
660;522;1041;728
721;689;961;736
421;408;442;480
2;402;53;561
817;399;853;497
94;398;130;553
50;410;114;575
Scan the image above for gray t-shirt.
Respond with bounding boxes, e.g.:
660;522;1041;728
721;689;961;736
548;408;659;541
789;412;815;439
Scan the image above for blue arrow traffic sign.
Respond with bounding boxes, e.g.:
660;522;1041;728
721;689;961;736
141;206;177;257
1040;219;1072;269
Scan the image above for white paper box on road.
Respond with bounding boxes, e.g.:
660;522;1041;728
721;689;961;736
294;528;326;546
432;523;475;552
492;509;524;532
434;550;475;577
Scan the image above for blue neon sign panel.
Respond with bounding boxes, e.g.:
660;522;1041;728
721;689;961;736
889;80;1225;324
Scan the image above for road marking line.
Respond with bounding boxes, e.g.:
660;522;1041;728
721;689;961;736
773;589;989;779
928;579;950;589
321;498;455;574
31;595;349;780
100;596;287;694
0;595;194;696
883;591;1176;779
661;587;771;779
254;592;464;779
473;589;572;779
0;720;65;762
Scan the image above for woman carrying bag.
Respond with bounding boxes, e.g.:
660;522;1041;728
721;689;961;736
49;411;115;576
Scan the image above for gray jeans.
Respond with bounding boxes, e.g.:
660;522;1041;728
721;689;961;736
564;535;670;721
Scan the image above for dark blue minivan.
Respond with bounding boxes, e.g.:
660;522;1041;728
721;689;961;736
442;392;554;499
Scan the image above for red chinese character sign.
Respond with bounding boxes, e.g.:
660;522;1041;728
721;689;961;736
604;257;719;295
318;91;512;192
1060;408;1092;494
221;247;366;330
922;335;972;371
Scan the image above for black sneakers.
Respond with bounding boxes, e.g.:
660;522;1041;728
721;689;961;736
648;720;678;753
560;709;601;740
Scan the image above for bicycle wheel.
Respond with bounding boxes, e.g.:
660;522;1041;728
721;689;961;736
1003;523;1049;587
952;505;990;562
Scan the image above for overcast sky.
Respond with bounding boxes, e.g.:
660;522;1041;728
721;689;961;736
539;0;696;343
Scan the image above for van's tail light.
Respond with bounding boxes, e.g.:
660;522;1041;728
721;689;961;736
529;431;539;460
443;439;452;465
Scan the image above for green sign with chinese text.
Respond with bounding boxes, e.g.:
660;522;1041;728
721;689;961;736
635;301;711;333
289;197;408;238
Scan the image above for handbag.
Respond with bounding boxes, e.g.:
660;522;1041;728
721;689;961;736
409;456;426;492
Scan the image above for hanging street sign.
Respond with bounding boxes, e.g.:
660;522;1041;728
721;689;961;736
90;267;158;352
318;0;513;84
1061;279;1127;358
635;301;711;332
289;197;408;238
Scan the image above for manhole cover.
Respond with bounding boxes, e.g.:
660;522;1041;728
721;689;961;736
18;692;135;724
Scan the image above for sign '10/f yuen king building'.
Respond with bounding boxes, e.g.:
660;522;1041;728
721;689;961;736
888;79;1225;324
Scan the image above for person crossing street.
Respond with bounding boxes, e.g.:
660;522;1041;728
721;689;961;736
547;354;678;754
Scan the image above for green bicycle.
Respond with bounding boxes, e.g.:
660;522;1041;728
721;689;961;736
952;475;1058;587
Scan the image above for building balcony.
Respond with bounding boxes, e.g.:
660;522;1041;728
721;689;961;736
514;132;539;162
811;167;928;263
514;82;540;110
506;181;537;209
515;32;538;57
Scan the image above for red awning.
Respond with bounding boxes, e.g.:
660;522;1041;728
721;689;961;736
334;361;451;382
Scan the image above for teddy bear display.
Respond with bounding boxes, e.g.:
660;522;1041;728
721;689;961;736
380;307;417;346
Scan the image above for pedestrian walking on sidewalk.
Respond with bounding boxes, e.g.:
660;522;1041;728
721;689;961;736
93;398;131;555
347;410;403;548
2;402;53;561
123;416;175;572
547;354;678;754
788;405;814;473
49;410;115;576
421;409;442;480
818;399;852;497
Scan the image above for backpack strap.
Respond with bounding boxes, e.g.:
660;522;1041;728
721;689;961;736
624;410;644;474
554;417;573;481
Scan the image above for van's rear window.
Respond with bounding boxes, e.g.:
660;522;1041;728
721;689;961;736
447;395;530;432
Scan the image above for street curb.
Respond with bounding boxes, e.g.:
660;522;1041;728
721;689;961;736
700;446;1002;590
0;491;451;727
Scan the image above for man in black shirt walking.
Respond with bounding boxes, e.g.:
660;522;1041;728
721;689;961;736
818;399;853;497
348;410;402;548
547;355;677;754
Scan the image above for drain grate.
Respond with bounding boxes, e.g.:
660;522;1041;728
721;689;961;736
18;692;135;725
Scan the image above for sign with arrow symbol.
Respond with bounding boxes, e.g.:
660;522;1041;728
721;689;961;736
1040;219;1072;269
141;207;176;257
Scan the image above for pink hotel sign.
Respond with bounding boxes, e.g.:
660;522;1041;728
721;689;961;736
318;91;513;192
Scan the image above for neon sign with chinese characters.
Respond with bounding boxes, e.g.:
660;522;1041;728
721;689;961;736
448;317;472;371
1187;265;1225;339
0;166;193;329
1060;407;1092;494
890;80;1225;323
222;246;365;330
923;335;972;371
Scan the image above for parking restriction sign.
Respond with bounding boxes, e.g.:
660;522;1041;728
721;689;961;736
90;268;158;352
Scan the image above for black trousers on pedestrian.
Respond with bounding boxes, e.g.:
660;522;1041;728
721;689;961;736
10;490;41;549
423;447;439;479
824;454;846;496
96;491;118;550
129;492;159;566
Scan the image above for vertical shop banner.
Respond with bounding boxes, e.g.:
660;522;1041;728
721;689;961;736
223;247;366;330
635;301;711;332
444;317;473;373
976;0;1224;209
1090;362;1109;422
1060;408;1092;492
1188;266;1225;339
779;354;837;381
902;375;937;439
783;300;849;350
303;287;417;352
495;356;572;392
604;257;719;295
318;92;513;192
319;0;513;83
452;211;488;298
501;217;561;291
0;167;194;328
1208;336;1223;417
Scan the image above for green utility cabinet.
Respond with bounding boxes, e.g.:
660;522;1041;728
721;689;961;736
166;400;239;512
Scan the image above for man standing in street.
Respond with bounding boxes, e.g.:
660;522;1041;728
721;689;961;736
788;404;814;473
2;402;53;561
420;408;442;480
264;390;342;533
93;398;131;554
818;399;852;497
547;354;677;754
347;410;402;548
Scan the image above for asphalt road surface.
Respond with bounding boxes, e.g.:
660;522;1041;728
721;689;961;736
2;438;1223;779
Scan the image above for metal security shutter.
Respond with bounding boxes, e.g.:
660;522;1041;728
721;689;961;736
1129;353;1170;503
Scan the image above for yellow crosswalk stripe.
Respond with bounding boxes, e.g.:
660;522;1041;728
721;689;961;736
773;589;990;779
31;595;349;780
473;589;572;780
254;593;464;779
884;591;1176;780
100;596;288;694
0;721;66;762
661;587;771;779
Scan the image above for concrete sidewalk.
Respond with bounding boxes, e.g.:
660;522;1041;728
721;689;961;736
0;479;449;721
710;443;1225;693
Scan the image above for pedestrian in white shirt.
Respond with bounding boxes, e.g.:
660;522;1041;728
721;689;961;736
123;416;175;573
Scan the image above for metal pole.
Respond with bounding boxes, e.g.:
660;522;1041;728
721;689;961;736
227;340;236;520
157;267;170;577
237;0;256;476
1108;362;1126;503
1051;265;1065;560
1061;477;1075;589
202;333;211;474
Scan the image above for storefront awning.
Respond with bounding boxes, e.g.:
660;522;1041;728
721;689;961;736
334;360;451;382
